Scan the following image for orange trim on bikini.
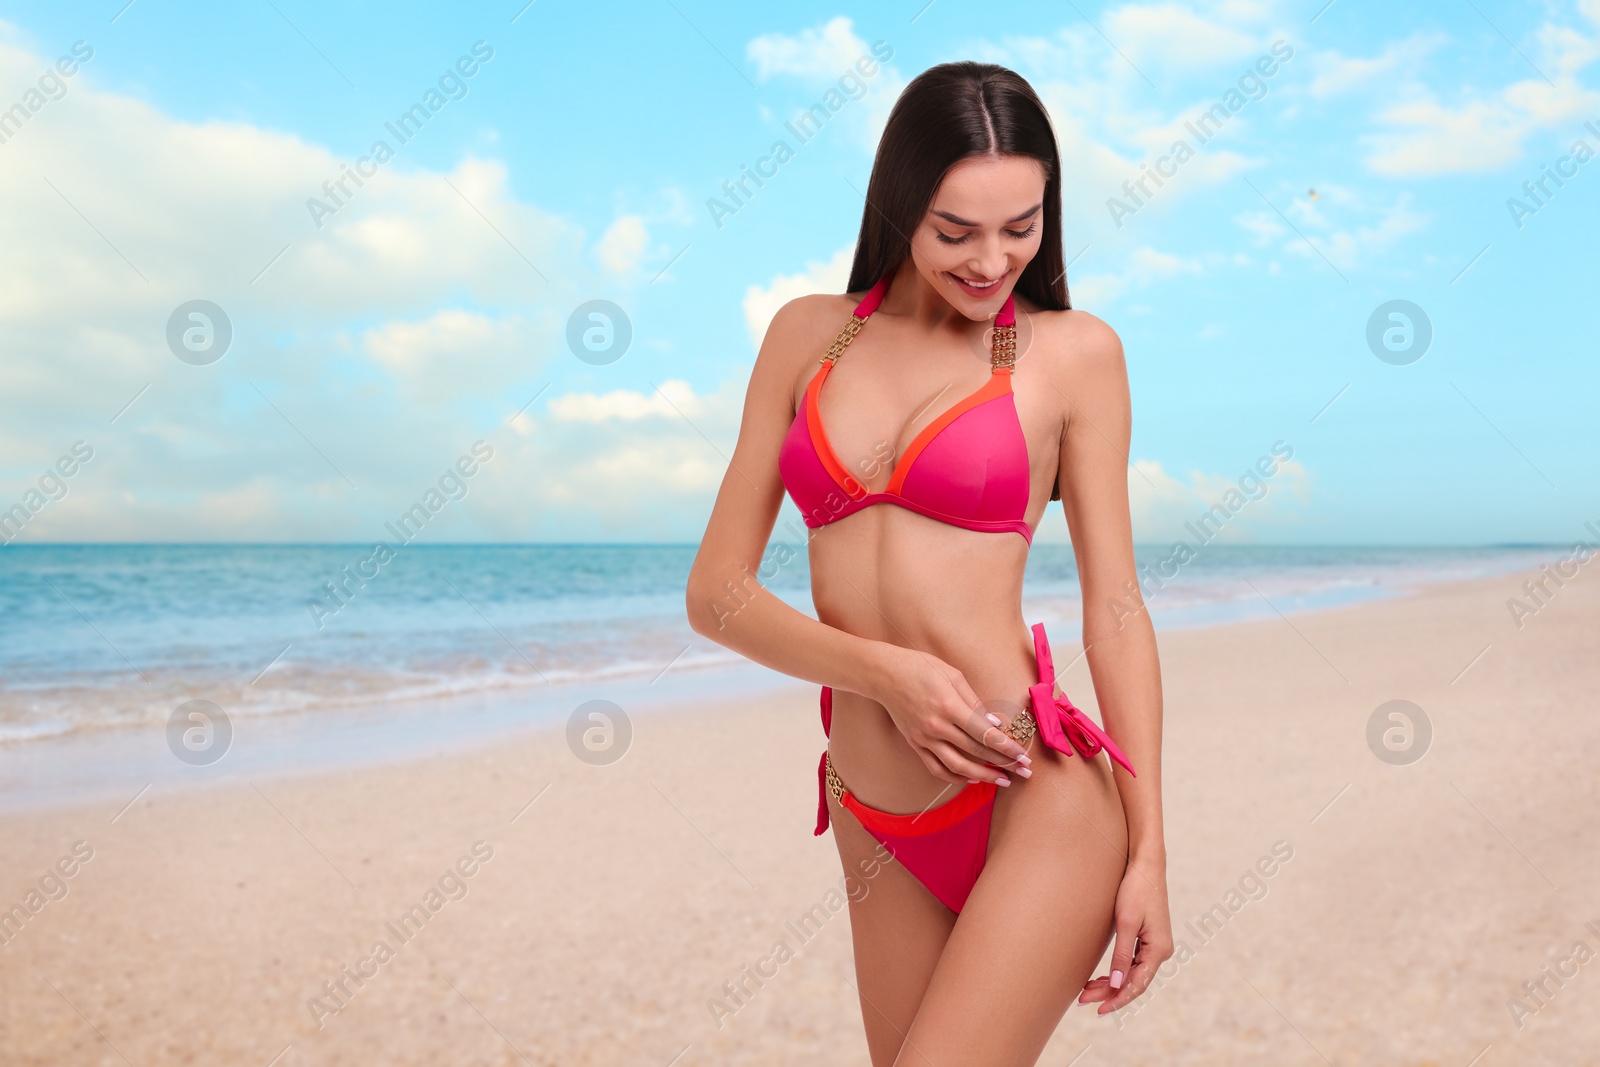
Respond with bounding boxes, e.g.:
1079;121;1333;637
885;371;1013;496
803;362;867;499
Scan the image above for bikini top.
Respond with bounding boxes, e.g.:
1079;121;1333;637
778;275;1034;543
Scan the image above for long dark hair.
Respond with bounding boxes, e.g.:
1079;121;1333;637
846;62;1069;310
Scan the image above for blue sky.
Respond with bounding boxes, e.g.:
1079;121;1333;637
0;0;1596;546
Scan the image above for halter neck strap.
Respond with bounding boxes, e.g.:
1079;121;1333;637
825;275;1019;369
851;275;1016;326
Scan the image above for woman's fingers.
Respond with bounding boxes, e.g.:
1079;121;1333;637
977;713;1033;768
1094;927;1174;1015
942;673;1034;767
929;716;1030;777
925;738;1011;787
1091;924;1141;1014
1097;953;1158;1014
1076;977;1114;1004
955;706;1032;769
912;746;969;788
949;673;1033;766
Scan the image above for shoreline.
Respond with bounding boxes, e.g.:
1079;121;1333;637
0;543;1555;752
0;561;1554;815
0;563;1512;808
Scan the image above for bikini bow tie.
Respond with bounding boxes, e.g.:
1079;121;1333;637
1026;623;1137;777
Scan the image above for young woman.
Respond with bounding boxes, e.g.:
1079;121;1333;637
686;61;1171;1065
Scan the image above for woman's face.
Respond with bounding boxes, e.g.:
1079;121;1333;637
909;153;1047;321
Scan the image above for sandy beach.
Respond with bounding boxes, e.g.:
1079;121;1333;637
2;567;1598;1066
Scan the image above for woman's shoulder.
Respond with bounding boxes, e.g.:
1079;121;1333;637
1020;302;1126;381
751;289;866;395
757;289;867;362
775;288;867;330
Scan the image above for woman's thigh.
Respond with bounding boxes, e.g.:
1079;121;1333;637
895;748;1129;1066
826;786;959;1067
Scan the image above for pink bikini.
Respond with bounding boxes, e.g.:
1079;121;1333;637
777;274;1034;542
779;274;1136;914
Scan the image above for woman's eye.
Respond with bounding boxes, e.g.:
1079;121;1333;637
935;225;1037;244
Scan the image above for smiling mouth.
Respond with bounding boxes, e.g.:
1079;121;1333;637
947;271;1005;294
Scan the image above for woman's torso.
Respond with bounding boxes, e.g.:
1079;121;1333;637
787;289;1065;812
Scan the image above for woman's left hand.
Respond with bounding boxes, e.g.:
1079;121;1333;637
1077;859;1174;1015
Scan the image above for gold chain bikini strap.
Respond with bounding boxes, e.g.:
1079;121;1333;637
999;707;1037;745
823;750;847;803
990;319;1017;371
820;289;1018;369
820;313;867;365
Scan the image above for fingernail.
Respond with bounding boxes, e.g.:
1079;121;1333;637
967;779;981;785
1110;969;1124;989
1016;766;1031;778
1015;753;1032;766
985;713;1003;727
995;776;1010;787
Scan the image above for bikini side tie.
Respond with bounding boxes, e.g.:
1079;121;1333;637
1026;623;1138;777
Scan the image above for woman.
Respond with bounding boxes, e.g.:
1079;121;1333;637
686;61;1171;1065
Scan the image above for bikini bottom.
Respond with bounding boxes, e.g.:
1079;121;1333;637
813;622;1136;914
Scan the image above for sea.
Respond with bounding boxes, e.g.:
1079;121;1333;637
0;543;1554;810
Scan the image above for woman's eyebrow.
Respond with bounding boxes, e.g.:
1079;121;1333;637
931;202;1043;227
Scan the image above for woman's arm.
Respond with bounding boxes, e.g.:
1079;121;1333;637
1050;311;1172;1012
685;296;1029;785
684;296;894;694
1052;313;1165;863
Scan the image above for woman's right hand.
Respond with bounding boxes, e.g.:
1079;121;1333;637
867;644;1033;787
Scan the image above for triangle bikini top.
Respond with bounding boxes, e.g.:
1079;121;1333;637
777;275;1034;543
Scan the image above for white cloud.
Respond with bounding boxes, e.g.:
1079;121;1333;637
1071;246;1202;308
1104;3;1262;73
1233;209;1287;246
0;34;583;542
1361;11;1600;176
1232;186;1426;272
595;214;649;275
1128;455;1310;542
1367;93;1558;175
548;379;705;422
471;372;752;537
747;16;868;81
741;245;854;351
1307;35;1443;99
999;14;1290;241
1293;191;1427;271
744;16;904;155
362;308;525;402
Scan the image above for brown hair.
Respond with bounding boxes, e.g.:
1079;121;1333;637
846;61;1069;310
